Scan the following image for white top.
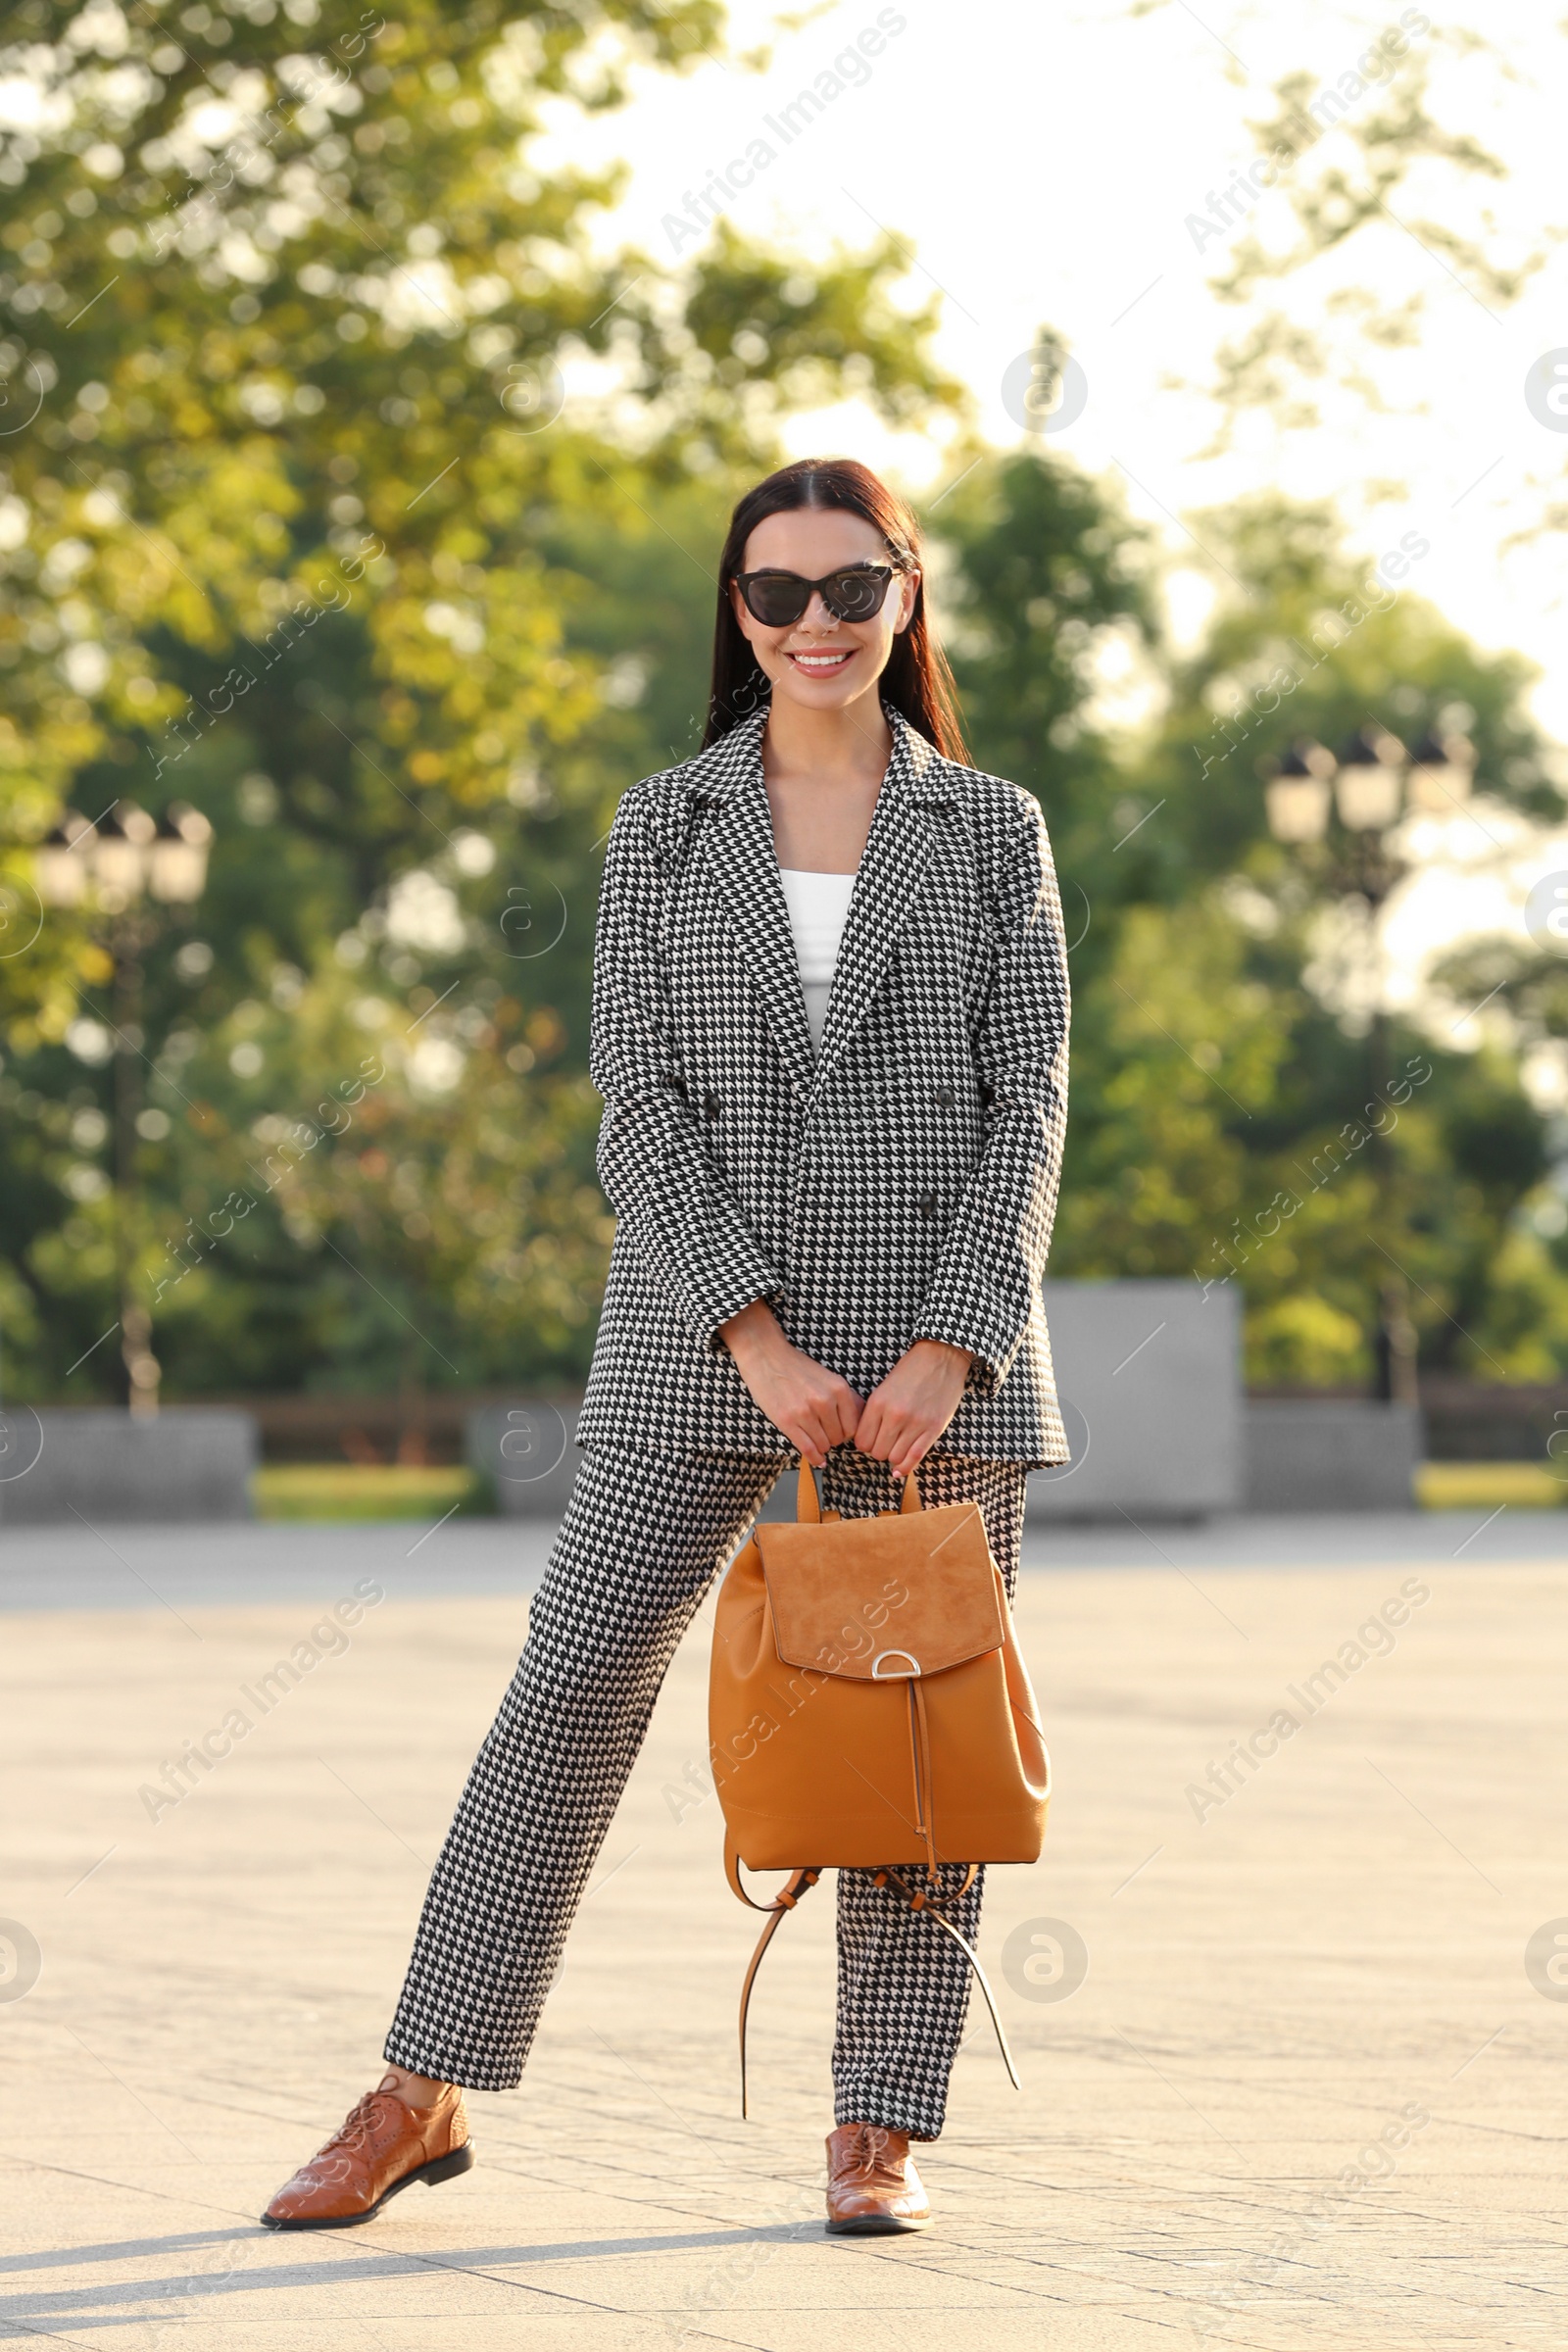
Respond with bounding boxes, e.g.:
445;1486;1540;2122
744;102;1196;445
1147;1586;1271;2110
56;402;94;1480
777;867;858;1052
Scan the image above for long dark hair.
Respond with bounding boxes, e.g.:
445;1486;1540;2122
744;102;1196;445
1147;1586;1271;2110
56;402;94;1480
702;457;970;761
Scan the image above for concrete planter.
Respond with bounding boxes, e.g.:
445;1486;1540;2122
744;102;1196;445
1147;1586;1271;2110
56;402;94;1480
469;1282;1250;1528
1025;1279;1245;1523
0;1406;259;1525
465;1398;585;1519
461;1316;1422;1526
1245;1400;1422;1511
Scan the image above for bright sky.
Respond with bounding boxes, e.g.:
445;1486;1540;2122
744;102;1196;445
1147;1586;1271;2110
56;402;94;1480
537;0;1568;1034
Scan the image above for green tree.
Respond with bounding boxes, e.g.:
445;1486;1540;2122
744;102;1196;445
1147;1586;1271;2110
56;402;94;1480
931;461;1568;1388
0;0;967;1400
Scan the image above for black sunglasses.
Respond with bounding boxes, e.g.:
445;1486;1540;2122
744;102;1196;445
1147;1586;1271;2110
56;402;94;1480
732;563;903;627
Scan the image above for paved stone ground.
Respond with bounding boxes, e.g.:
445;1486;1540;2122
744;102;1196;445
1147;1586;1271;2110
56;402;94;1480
2;1504;1564;2348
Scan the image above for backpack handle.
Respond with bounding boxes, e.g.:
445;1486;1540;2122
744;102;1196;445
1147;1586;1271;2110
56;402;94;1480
794;1462;923;1522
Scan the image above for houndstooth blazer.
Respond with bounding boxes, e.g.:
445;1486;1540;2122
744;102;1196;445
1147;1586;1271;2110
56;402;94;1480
576;702;1070;1465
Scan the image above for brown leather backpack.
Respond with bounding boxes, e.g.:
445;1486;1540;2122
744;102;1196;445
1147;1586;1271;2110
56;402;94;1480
708;1462;1050;2113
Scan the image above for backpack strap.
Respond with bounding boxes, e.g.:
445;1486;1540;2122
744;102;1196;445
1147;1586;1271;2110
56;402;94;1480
724;1833;1021;2117
725;1832;822;2120
875;1864;1021;2091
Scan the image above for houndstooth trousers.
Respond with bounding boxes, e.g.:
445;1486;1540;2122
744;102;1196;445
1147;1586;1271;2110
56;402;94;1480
384;1445;1027;2140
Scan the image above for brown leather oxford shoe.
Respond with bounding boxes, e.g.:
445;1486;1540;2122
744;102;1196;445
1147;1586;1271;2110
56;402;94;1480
824;2122;932;2234
262;2075;473;2230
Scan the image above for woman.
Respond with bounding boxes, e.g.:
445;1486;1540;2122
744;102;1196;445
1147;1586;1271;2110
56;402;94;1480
262;457;1070;2237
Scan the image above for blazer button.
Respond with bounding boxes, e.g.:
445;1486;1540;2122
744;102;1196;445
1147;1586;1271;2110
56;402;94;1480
705;1090;722;1121
935;1082;955;1106
917;1190;937;1222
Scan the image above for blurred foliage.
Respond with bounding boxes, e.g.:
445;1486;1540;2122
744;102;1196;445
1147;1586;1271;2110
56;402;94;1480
254;1460;483;1518
1415;1461;1568;1511
1175;27;1537;452
0;0;966;1398
0;2;1564;1409
930;454;1568;1391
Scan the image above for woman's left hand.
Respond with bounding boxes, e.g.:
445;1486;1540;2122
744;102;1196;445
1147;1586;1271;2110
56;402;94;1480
856;1339;974;1480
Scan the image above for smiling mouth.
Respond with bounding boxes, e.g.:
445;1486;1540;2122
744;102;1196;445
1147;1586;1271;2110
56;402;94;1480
786;648;855;673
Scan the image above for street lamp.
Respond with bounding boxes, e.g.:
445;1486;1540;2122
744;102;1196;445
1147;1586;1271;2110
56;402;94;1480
1404;729;1475;814
40;801;213;906
151;804;216;902
1262;739;1335;843
34;800;215;1417
1333;725;1405;833
1259;724;1476;1410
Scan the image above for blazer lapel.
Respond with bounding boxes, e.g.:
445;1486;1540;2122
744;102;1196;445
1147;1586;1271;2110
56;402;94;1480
816;710;956;1086
685;705;959;1094
691;712;818;1090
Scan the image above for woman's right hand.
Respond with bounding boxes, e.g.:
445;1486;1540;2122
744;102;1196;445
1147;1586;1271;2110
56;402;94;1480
718;1299;862;1467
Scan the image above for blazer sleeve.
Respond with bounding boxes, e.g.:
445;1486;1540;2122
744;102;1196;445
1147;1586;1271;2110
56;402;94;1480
910;795;1070;1398
590;787;786;1352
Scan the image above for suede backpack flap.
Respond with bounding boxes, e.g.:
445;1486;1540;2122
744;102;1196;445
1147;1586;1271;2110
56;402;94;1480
753;1500;1004;1681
